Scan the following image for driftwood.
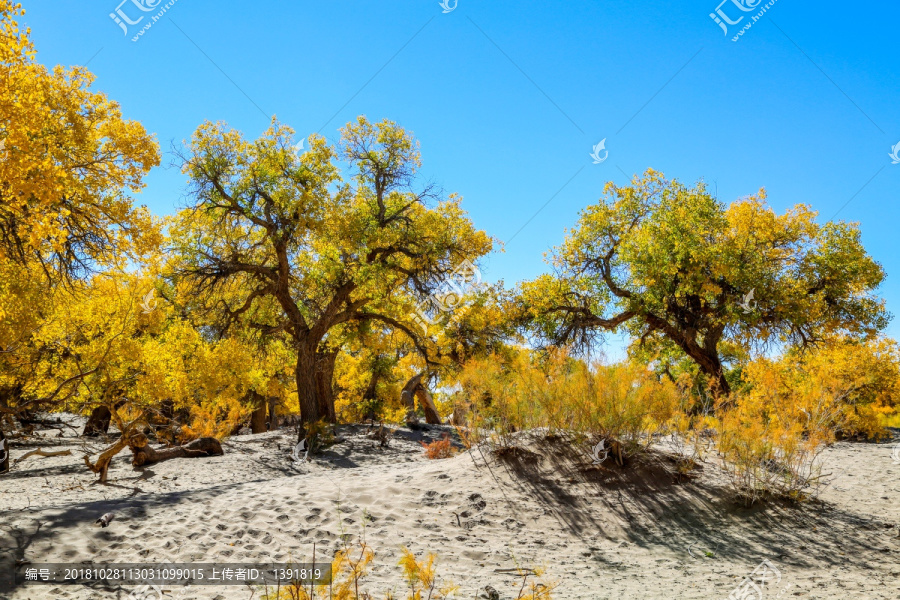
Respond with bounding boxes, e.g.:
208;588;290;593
128;434;223;467
85;426;224;482
83;434;130;483
13;448;72;465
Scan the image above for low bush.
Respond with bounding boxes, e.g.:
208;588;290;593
453;348;683;462
420;435;456;459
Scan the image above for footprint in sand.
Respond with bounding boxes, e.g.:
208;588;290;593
468;493;487;511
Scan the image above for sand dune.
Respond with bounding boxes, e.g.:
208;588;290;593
1;416;898;599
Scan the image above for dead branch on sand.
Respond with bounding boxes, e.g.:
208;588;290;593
13;448;72;465
82;405;222;482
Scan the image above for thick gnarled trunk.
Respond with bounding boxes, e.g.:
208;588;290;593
83;399;129;437
401;372;441;425
295;345;341;442
645;315;731;397
315;349;338;424
295;347;321;441
83;405;113;437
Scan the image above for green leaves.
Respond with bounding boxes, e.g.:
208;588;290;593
520;168;890;395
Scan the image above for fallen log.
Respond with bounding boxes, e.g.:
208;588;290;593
128;434;223;467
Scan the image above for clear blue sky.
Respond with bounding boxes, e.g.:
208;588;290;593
20;0;900;349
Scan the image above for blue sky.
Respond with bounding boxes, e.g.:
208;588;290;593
20;0;900;350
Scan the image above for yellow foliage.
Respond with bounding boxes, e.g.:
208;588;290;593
260;544;463;600
455;348;682;456
0;2;161;277
717;336;900;504
398;547;457;600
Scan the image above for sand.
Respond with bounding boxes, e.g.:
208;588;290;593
1;415;898;599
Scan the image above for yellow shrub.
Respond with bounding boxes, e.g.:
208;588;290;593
718;357;839;504
260;545;465;600
398;548;457;600
802;337;900;440
420;436;456;459
454;348;682;458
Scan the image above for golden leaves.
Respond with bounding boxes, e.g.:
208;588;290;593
0;4;161;275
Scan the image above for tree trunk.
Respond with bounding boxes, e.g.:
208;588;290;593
401;373;441;426
83;405;113;437
267;397;278;431
129;434;223;467
83;399;128;437
315;349;338;423
415;385;441;425
250;391;268;434
362;369;381;422
296;348;321;442
401;375;420;426
0;428;9;474
684;348;730;397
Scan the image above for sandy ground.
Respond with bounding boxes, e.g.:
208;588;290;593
1;416;899;600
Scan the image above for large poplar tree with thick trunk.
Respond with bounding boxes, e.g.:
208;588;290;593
519;169;889;397
172;117;492;438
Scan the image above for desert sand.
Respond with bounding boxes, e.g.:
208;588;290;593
1;415;898;599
